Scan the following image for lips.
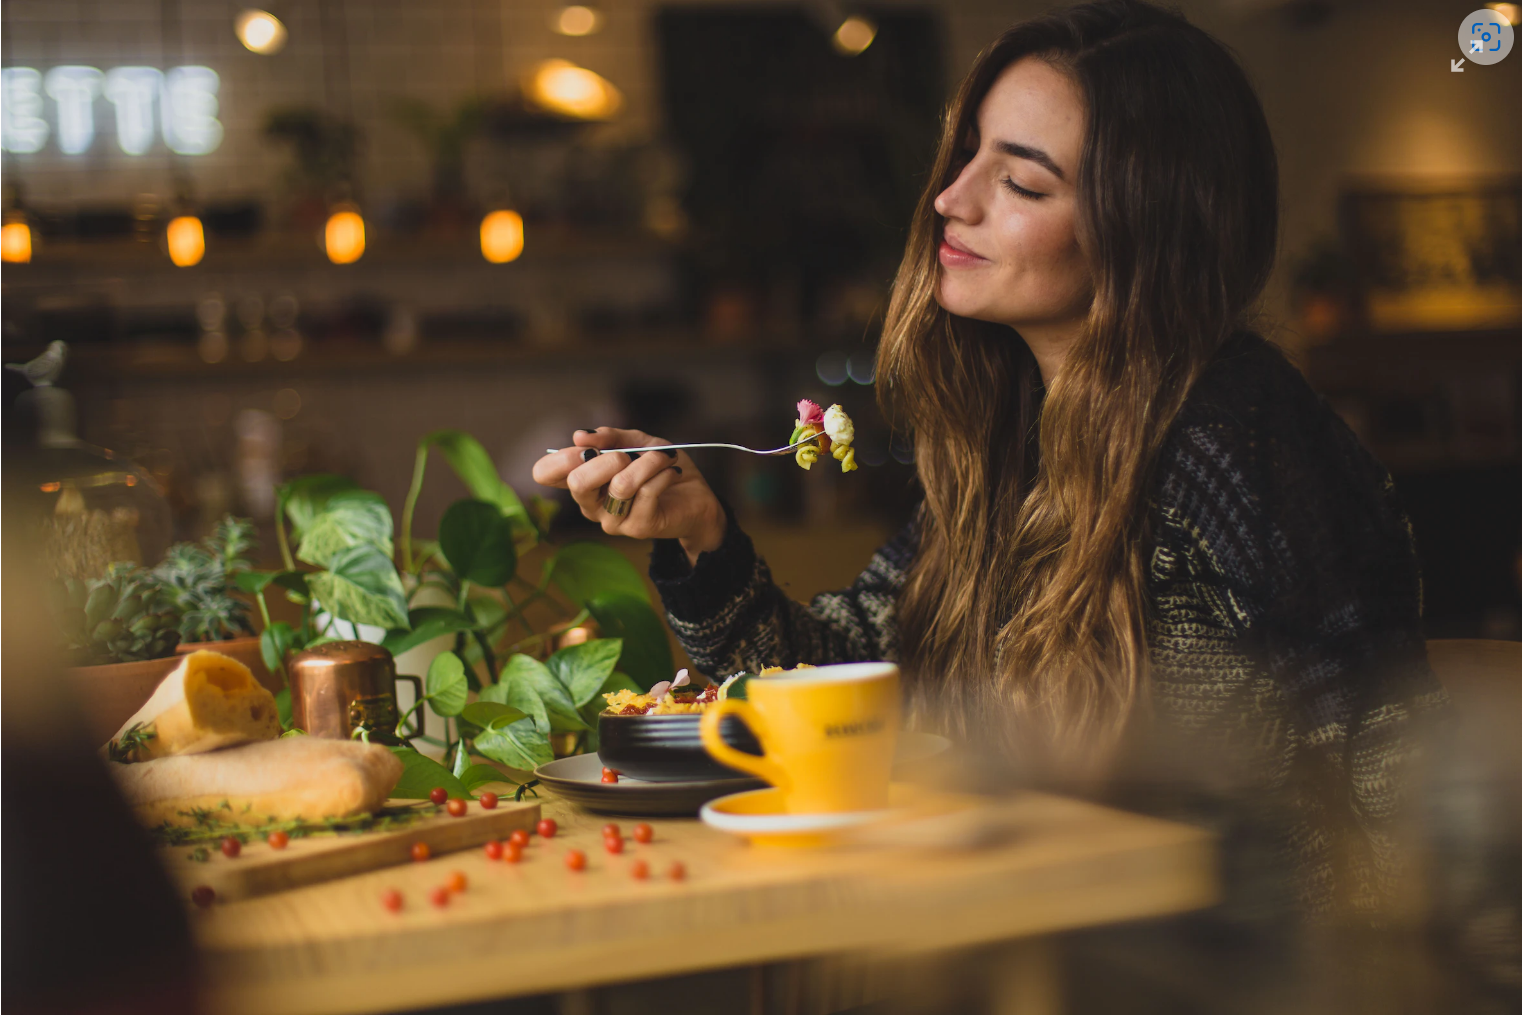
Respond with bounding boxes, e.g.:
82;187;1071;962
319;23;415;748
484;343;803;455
938;231;989;268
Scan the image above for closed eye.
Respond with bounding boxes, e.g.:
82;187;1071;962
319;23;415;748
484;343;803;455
1001;177;1046;200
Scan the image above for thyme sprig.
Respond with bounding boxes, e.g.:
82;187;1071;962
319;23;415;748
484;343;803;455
107;722;157;763
152;801;440;848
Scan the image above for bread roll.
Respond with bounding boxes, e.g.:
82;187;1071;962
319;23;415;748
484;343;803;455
108;649;280;761
109;736;404;826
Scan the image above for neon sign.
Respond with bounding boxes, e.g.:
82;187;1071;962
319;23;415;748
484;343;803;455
1;65;222;155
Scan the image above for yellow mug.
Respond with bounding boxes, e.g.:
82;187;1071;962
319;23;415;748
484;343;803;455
700;662;900;813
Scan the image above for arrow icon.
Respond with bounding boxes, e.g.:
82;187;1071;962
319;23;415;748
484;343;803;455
1452;58;1466;71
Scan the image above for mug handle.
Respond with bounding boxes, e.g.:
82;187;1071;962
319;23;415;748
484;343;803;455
700;699;789;790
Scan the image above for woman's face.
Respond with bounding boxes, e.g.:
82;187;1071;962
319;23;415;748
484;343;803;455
933;58;1090;336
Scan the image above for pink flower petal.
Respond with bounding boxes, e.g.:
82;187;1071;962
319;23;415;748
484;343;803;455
796;399;823;426
673;668;690;687
648;681;672;699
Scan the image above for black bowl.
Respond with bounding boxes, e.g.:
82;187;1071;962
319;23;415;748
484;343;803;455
597;711;763;782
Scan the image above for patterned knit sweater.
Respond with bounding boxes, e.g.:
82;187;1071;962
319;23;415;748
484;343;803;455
648;333;1445;916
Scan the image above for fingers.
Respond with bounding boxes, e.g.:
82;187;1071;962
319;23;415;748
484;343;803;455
610;465;683;537
564;443;678;523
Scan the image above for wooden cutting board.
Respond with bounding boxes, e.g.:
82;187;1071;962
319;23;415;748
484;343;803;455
159;798;540;904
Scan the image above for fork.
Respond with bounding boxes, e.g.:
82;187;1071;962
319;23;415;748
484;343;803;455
545;435;826;458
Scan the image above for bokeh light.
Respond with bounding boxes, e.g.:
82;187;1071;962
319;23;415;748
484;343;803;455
832;16;877;56
1;218;33;263
480;209;525;263
166;215;205;267
324;208;365;264
234;10;288;55
525;60;622;120
553;6;603;37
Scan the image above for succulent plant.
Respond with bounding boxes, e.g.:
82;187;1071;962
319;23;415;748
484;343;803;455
152;515;257;644
58;562;182;665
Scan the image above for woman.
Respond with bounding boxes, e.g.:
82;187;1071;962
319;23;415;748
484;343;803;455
533;0;1443;917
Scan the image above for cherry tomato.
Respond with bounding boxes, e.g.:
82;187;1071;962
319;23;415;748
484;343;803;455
602;823;620;838
600;770;619;784
446;870;468;893
429;786;448;805
633;823;654;844
505;841;524;863
483;839;504;861
429;885;451;908
630;859;650;880
479;791;499;809
446;798;468;818
604;834;624;855
537;818;558;838
410;841;432;862
191;885;215;908
509;828;530;848
381;888;403;912
267;830;290;850
565;848;587;871
668;860;687;881
220;836;242;858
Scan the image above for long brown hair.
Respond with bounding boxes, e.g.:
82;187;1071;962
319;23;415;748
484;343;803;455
880;0;1278;762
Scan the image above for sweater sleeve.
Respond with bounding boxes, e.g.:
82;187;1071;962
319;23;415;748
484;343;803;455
1155;391;1447;913
646;494;920;679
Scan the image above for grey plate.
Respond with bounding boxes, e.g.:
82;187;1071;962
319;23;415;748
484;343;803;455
534;753;763;816
533;732;951;817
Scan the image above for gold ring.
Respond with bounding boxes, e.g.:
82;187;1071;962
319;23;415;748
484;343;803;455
602;488;631;517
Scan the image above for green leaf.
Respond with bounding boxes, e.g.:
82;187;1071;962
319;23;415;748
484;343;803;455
388;747;471;800
460;700;529;729
296;490;394;568
457;763;516;791
420;430;532;534
426;651;468;717
278;475;361;538
494;653;585;732
473;717;553;772
724;672;757;701
479;669;550;735
438;499;517;586
381;607;474;658
547;638;625;707
547;542;649;606
236;570;280;595
586;593;674;692
260;621;297;675
452;740;470;779
307;544;409;629
273;686;293;730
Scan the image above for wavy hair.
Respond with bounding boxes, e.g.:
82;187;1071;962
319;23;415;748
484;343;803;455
878;0;1278;763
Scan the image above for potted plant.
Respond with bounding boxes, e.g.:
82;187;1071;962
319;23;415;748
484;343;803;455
56;562;185;744
243;429;677;800
153;515;277;692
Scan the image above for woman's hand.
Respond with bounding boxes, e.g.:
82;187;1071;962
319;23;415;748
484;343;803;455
532;427;725;565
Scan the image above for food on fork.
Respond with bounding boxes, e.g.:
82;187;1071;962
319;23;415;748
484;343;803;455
789;399;857;472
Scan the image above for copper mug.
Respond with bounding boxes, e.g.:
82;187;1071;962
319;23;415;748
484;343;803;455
287;641;422;743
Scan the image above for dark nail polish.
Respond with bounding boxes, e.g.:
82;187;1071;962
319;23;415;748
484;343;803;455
577;427;598;434
627;451;643;460
671;466;683;475
661;448;677;458
581;448;600;462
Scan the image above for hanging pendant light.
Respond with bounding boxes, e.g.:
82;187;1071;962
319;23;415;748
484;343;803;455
480;209;525;263
166;214;205;266
1;212;33;263
324;203;365;264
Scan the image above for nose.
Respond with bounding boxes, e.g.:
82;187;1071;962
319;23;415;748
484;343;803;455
933;159;983;225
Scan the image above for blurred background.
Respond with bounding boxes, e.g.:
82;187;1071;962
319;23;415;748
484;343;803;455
2;0;1519;638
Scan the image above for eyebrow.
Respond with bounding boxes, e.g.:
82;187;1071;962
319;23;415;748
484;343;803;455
992;139;1066;181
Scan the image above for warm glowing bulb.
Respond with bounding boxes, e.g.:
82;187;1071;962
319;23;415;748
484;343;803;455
525;60;622;120
324;209;365;264
166;215;205;267
553;5;603;36
480;209;525;263
1487;2;1520;26
832;16;877;56
235;10;288;54
1;220;33;263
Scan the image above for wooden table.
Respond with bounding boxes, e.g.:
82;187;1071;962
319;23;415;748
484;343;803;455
193;793;1215;1015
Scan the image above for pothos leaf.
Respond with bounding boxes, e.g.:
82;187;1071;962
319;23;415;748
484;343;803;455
585;593;673;692
546;541;649;606
296;490;394;568
388;747;471;800
460;700;529;729
306;544;409;629
426;651;468;717
473;718;553;772
381;607;474;658
547;638;625;707
498;652;586;732
458;764;517;791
